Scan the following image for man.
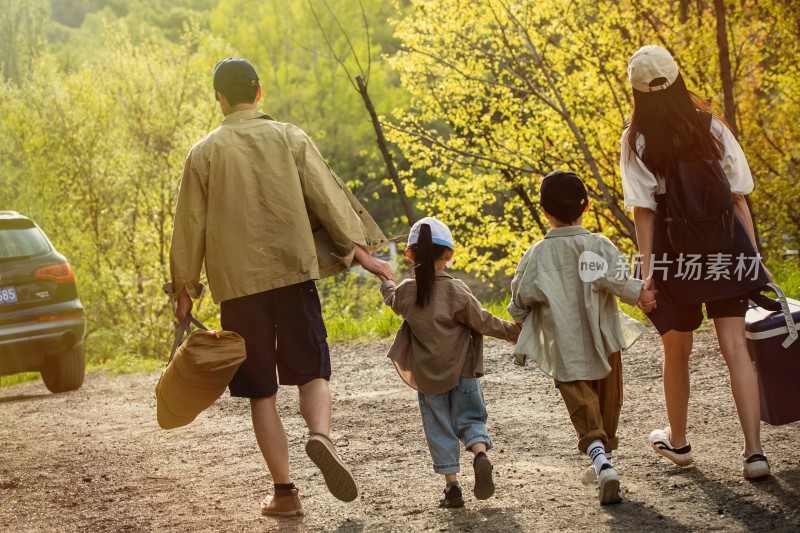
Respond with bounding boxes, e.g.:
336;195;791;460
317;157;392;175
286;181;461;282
163;58;394;517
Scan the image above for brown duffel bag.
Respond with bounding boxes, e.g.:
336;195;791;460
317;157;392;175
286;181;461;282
156;315;246;430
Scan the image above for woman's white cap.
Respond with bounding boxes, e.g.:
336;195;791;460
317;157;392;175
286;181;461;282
628;45;679;93
408;216;454;250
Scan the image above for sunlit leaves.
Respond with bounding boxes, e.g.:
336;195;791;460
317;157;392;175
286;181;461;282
0;26;229;360
389;0;800;284
210;0;411;231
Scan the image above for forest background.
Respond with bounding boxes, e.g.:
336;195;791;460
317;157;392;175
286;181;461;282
1;0;799;379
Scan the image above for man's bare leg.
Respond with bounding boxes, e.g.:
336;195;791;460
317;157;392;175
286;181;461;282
298;378;332;435
299;378;357;502
251;394;291;483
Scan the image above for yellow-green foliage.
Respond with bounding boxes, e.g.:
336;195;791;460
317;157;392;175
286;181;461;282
1;1;799;375
0;26;230;363
209;0;412;232
388;0;800;282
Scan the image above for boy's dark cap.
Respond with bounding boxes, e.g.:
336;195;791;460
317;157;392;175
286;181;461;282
213;58;259;94
539;170;589;224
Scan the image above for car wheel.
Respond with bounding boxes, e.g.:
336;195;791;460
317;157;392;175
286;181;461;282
40;343;86;393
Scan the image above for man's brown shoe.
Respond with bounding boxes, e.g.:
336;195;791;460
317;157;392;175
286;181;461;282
305;433;358;502
261;488;304;517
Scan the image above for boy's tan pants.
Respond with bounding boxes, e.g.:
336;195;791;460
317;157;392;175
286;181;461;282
554;351;622;453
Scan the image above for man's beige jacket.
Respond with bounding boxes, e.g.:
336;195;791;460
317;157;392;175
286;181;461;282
165;110;387;303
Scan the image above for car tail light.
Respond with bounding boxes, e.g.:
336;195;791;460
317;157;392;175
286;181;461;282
35;262;75;283
38;310;85;322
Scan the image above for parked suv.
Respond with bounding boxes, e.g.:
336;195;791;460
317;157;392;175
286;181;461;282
0;211;86;392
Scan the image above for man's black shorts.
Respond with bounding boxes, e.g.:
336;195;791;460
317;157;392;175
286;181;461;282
221;280;331;398
647;293;749;335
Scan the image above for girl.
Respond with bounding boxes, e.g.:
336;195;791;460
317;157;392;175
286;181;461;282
379;217;520;508
620;45;771;479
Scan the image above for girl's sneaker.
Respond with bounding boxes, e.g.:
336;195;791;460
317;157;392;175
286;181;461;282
742;453;770;479
473;453;495;500
439;482;464;508
649;427;693;466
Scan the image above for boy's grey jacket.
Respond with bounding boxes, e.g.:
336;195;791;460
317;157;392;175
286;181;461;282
508;226;647;382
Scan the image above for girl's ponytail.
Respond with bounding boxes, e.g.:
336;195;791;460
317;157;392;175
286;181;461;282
413;223;436;308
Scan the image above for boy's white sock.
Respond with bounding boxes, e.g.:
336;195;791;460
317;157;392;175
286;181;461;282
587;440;610;474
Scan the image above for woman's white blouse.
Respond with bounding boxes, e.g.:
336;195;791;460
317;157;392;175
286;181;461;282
620;116;754;211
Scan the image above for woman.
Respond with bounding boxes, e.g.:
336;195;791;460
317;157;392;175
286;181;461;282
620;45;771;479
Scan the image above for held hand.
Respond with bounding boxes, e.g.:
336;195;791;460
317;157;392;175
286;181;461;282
636;300;657;314
639;287;658;304
506;323;522;345
636;287;658;314
175;290;193;324
356;250;395;281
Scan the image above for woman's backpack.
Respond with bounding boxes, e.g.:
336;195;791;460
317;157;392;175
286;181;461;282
663;115;735;254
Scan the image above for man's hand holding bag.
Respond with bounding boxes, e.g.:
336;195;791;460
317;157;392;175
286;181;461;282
155;315;246;430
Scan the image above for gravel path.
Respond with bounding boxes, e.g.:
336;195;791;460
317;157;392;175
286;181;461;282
1;331;799;532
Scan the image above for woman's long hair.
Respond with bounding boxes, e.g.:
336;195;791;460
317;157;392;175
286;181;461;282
408;223;449;308
627;74;725;177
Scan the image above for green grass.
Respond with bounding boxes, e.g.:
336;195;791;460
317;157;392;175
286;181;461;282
483;296;512;321
0;372;41;388
325;303;402;342
771;261;800;297
94;353;165;375
0;352;165;389
320;277;659;342
491;293;653;327
618;301;650;324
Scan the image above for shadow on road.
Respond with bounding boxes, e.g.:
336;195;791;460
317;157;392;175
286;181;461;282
605;497;687;531
675;466;799;531
0;392;51;404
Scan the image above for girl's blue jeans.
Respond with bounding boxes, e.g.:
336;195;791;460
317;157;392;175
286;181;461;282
417;377;493;475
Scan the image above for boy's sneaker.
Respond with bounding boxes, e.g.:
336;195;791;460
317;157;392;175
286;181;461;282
649;427;693;466
439;483;464;508
742;453;770;479
597;464;622;505
581;465;598;487
582;453;612;487
473;453;495;500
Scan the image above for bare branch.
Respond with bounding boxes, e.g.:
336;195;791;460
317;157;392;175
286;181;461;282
320;0;367;79
306;0;359;92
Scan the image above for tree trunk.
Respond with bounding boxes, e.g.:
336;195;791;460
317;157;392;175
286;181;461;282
356;75;416;226
713;0;737;137
713;0;762;250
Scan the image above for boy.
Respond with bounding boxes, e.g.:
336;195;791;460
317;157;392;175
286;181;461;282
507;170;656;505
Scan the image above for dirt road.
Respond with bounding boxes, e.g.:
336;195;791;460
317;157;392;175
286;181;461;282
1;331;799;532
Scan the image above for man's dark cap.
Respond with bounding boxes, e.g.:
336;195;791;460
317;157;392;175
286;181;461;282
539;170;589;224
212;58;259;94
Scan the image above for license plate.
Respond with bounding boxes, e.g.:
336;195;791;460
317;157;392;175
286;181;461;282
0;287;17;304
